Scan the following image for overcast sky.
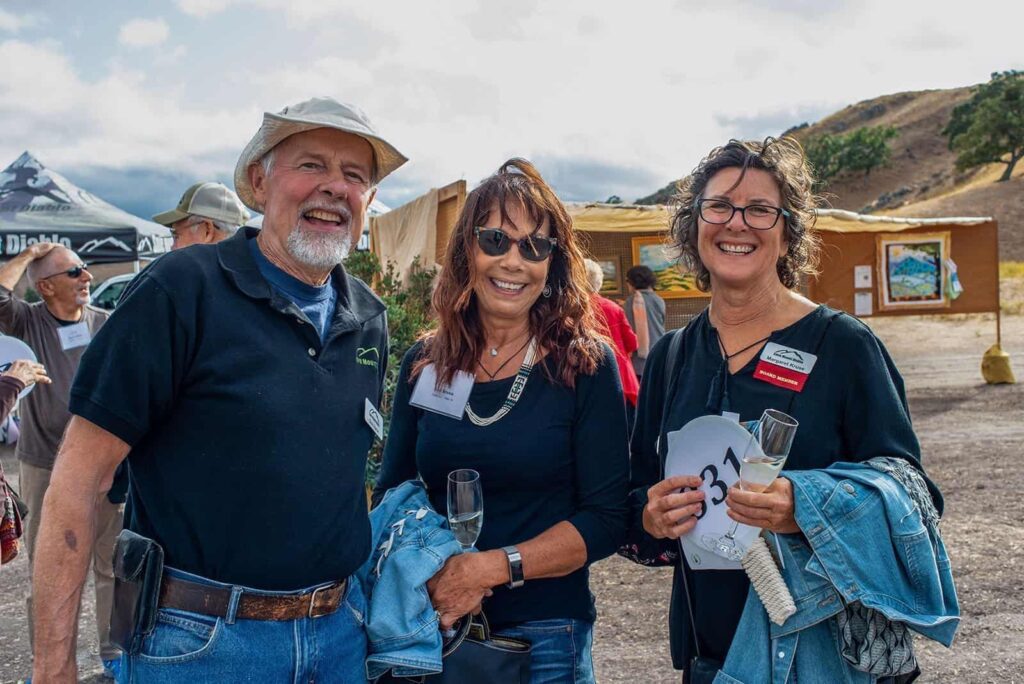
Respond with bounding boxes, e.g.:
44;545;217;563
1;0;1022;219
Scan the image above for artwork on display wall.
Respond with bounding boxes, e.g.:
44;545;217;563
630;236;704;299
876;232;952;311
597;256;622;295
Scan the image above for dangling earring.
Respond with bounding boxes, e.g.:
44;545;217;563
542;284;552;298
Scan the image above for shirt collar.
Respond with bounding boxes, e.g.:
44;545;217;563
217;227;386;326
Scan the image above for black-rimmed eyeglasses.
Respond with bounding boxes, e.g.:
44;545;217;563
695;198;789;231
40;265;89;280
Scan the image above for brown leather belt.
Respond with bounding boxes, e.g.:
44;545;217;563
158;575;348;621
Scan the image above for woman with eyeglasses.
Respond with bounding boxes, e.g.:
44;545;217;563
619;138;942;682
375;158;630;683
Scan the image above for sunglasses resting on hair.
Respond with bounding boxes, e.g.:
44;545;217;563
473;227;557;262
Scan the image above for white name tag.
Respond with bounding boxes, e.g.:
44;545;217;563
364;398;384;440
759;342;817;375
410;363;474;420
57;322;91;351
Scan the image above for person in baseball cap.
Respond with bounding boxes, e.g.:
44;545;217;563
153;181;250;250
30;97;405;682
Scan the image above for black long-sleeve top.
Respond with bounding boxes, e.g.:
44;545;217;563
376;341;630;627
621;305;941;669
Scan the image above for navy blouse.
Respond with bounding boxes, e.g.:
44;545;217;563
623;305;941;668
376;341;631;627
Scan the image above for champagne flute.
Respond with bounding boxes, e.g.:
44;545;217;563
703;409;798;561
447;469;483;550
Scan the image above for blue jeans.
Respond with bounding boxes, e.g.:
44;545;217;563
122;567;367;683
493;619;595;684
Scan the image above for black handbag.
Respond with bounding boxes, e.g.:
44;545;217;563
376;612;531;684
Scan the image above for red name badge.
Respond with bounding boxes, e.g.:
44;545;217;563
753;342;818;392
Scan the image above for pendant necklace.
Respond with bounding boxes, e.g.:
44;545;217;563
477;337;532;381
467;338;538;427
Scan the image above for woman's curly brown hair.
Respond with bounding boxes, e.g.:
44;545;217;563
415;158;604;388
669;137;821;291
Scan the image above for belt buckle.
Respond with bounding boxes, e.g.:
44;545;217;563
308;583;337;619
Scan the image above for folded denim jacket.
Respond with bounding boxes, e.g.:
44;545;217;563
715;460;960;684
357;479;464;681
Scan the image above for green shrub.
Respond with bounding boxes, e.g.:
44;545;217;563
345;250;437;486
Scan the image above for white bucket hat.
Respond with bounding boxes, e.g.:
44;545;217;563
233;97;407;212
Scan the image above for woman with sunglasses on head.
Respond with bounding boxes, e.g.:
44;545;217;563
619;139;946;682
375;159;630;683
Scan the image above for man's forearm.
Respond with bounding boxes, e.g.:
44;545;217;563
32;417;130;682
0;251;33;291
31;470;100;682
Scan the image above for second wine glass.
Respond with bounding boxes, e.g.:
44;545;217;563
447;469;483;550
702;408;798;561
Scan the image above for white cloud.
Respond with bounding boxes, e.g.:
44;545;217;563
118;18;169;48
4;0;1024;210
175;0;237;18
0;9;37;32
0;39;254;175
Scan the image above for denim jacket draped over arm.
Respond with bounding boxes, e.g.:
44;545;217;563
715;462;959;684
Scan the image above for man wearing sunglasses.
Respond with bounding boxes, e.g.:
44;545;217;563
0;242;120;677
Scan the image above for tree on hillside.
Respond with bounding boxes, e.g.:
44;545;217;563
805;133;844;187
943;70;1024;182
842;126;899;176
805;125;899;189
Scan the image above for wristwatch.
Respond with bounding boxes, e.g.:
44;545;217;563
501;545;524;589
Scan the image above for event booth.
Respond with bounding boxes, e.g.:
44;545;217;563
0;152;171;265
372;194;999;329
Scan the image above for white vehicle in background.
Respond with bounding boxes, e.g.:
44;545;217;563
89;273;135;311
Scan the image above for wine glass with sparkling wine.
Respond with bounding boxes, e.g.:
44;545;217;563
703;409;798;561
448;469;483;550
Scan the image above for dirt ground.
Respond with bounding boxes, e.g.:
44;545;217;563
1;312;1022;683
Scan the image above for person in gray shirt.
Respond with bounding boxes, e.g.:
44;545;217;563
0;242;120;676
623;265;666;378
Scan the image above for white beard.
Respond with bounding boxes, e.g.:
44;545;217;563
287;226;352;270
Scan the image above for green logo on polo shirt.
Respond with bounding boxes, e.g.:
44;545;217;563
356;347;380;368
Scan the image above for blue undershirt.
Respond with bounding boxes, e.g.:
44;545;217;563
248;238;337;344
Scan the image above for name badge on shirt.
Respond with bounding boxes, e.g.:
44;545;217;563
57;322;91;351
753;342;817;392
409;363;474;420
364;398;384;440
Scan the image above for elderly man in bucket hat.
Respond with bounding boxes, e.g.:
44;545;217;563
30;97;406;683
152;181;250;250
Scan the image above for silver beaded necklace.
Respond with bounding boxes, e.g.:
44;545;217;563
466;338;538;427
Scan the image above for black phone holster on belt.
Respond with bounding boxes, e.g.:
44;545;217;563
110;529;165;654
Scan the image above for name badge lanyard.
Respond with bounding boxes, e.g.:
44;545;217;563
466;338;538;427
705;333;771;415
705;313;842;418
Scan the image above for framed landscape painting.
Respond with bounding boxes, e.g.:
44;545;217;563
597;256;622;295
630;236;703;299
876;232;951;310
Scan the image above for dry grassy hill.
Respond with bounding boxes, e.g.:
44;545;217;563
637;85;1024;260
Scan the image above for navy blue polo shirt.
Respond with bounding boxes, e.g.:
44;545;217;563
70;228;388;590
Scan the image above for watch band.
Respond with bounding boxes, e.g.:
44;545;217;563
502;545;524;589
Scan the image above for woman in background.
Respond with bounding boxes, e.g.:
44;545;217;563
584;258;640;422
623;265;665;380
1;359;50;565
